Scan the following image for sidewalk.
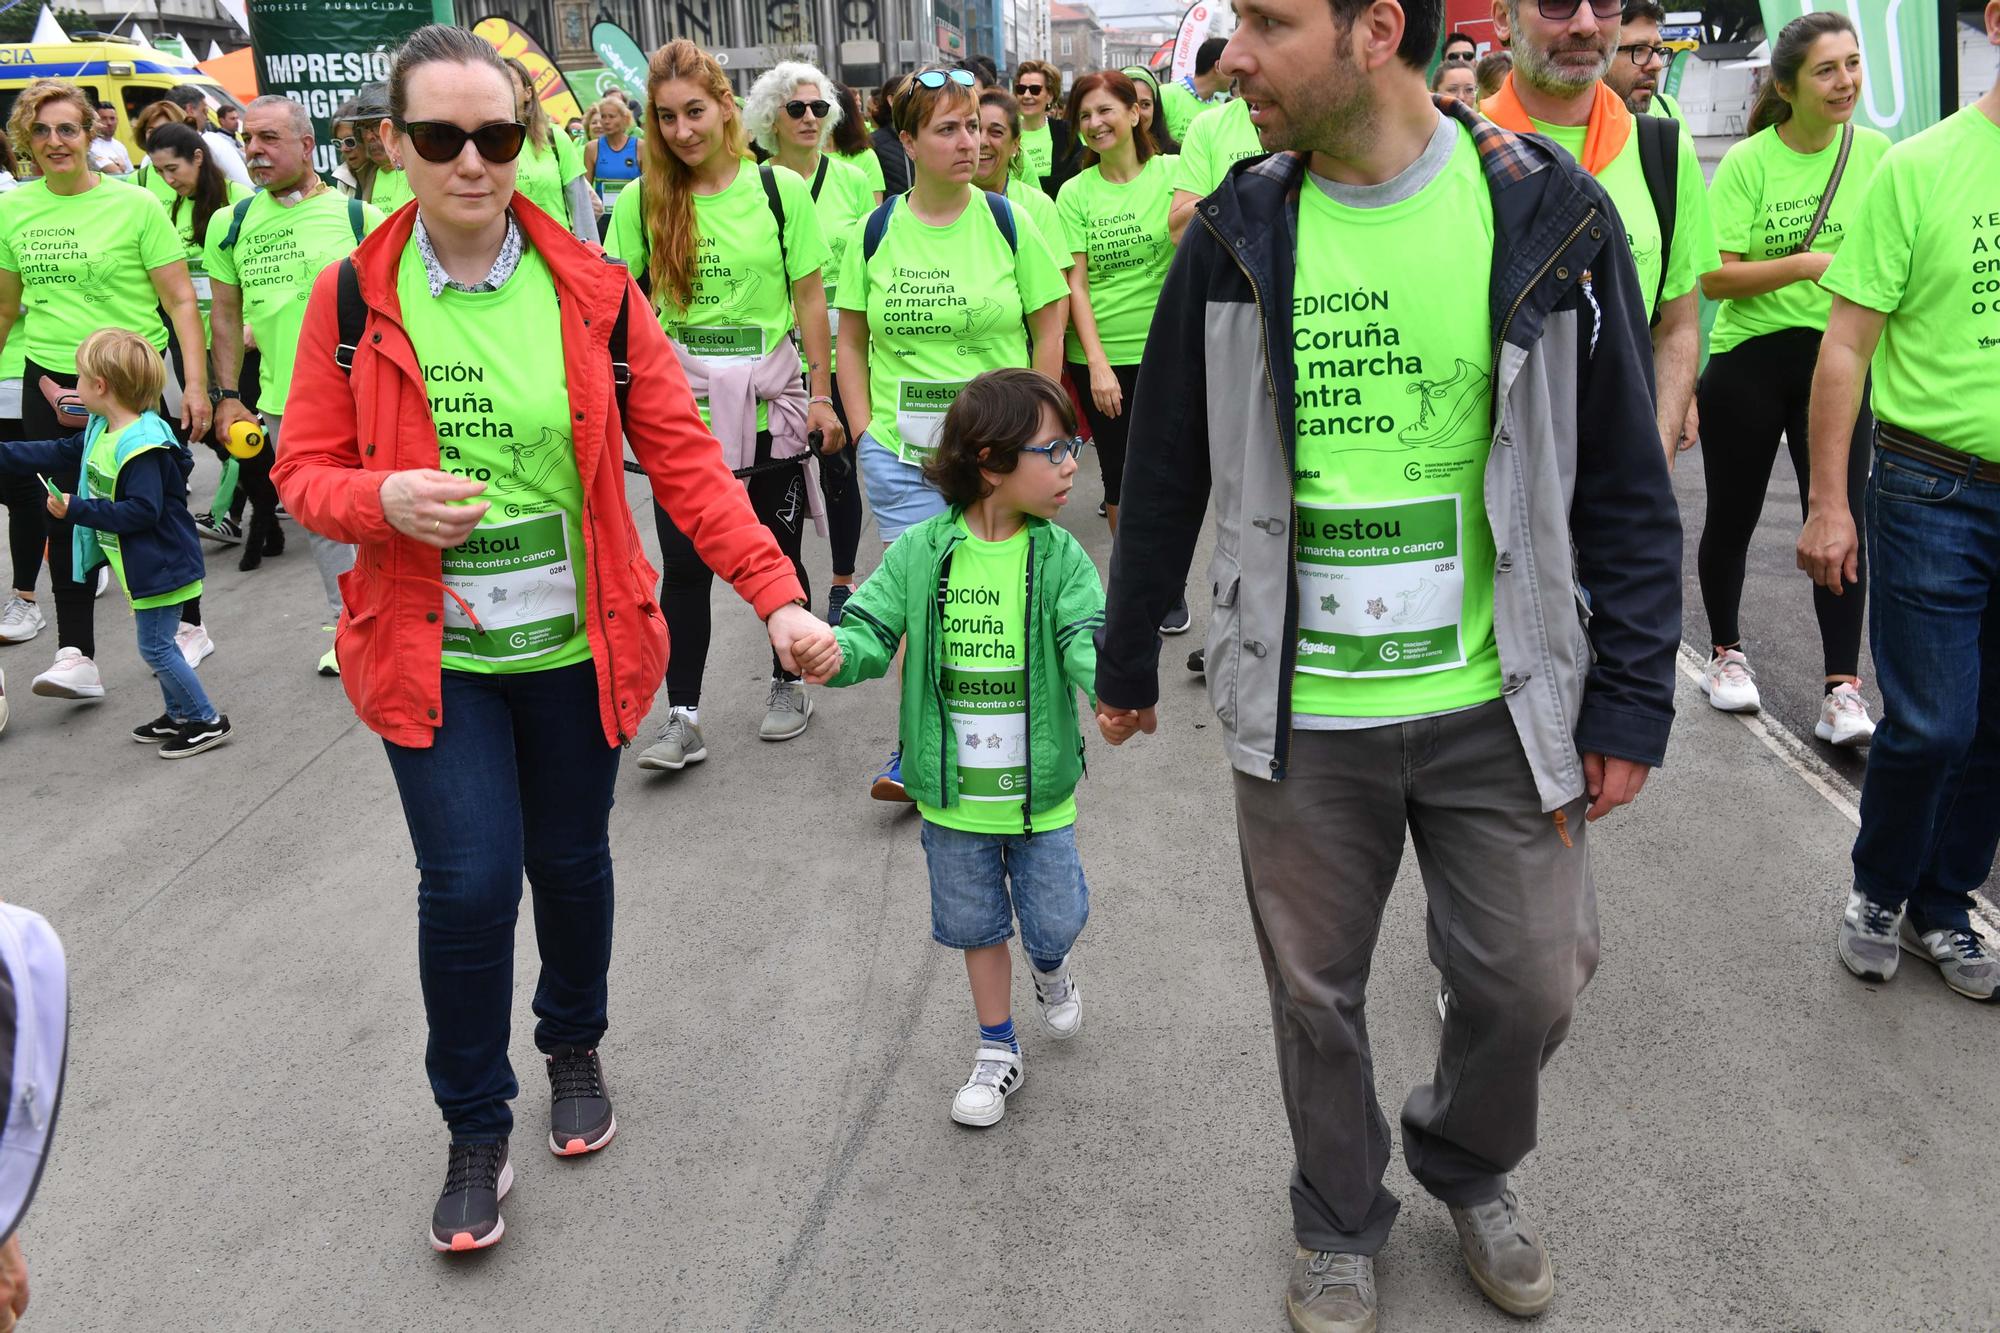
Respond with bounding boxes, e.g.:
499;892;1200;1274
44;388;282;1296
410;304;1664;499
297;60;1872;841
4;460;1994;1330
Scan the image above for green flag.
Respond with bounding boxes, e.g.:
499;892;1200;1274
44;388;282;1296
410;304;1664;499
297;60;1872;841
1756;0;1940;142
592;21;649;100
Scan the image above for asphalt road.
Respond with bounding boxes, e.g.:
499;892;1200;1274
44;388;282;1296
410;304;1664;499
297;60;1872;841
3;441;1993;1331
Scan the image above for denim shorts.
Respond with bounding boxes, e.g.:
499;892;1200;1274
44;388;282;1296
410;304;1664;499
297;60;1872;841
859;431;948;542
919;819;1090;956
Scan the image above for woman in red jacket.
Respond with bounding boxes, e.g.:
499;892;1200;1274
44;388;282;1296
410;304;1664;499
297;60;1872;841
271;25;829;1255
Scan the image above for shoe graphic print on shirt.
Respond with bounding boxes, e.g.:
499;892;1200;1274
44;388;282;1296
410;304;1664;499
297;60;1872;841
493;428;578;519
1398;359;1492;449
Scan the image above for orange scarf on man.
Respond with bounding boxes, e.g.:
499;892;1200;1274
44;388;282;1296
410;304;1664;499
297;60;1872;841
1480;71;1631;175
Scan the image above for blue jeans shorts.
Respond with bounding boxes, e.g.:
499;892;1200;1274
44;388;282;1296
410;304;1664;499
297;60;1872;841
919;819;1090;957
859;431;948;542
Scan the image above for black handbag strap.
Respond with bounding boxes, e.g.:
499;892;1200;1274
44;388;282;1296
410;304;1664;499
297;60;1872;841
1791;122;1854;256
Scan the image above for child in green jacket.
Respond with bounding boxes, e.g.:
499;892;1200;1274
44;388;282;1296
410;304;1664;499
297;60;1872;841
793;368;1104;1128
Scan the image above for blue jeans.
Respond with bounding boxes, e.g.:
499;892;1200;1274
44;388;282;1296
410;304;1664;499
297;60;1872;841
382;662;620;1142
919;820;1090;957
1852;450;2000;932
133;601;214;722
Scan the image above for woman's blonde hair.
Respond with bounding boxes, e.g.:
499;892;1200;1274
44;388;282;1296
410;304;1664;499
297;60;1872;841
132;98;188;148
640;40;748;313
593;95;631;132
504;56;553;152
8;79;98;169
76;328;166;413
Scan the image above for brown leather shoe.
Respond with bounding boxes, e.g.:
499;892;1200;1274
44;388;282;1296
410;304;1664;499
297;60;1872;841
1285;1247;1377;1333
1450;1190;1555;1316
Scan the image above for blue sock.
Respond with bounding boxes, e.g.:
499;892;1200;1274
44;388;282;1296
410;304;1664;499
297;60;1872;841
979;1017;1018;1054
1029;954;1066;976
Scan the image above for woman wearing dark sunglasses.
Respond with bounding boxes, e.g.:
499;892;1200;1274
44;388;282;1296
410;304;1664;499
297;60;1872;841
272;24;826;1255
605;38;841;770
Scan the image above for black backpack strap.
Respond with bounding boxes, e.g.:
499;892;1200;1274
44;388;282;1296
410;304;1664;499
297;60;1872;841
1633;115;1677;325
334;258;365;373
809;154;830;202
216;193;259;253
983;191;1018;253
861;194;900;262
605;258;633;418
347;195;366;243
759;164;792;282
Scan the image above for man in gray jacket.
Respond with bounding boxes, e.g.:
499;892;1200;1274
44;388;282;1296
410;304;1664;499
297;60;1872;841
1094;0;1680;1328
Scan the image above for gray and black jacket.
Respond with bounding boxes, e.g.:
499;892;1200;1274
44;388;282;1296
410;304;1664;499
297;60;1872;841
1096;97;1682;811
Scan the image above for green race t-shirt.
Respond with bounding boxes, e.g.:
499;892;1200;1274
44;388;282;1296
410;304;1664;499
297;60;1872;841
170;180;254;345
1821;105;2000;460
1707;124;1890;355
606;160;827;429
397;240;591;674
812;154;877;306
132;161;179;212
1173;98;1264;200
371;167;412;214
918;519;1078;834
0;178;185;366
832;146;886;197
1058;154;1176;364
1006;175;1073;273
1019;122;1055;189
83;423;201;610
833;188;1068;464
1290;124;1504;719
205;188;385;412
1530;115;1718;320
1160;80;1220;144
513;129;588;228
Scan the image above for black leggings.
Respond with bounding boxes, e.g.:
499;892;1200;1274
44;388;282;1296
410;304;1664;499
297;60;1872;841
23;359;100;657
653;432;810;707
1695;326;1870;677
1067;361;1141;508
821;389;861;579
1;406;44;594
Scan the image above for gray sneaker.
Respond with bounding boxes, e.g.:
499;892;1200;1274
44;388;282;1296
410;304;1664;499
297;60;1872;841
1285;1248;1376;1333
637;710;706;771
1898;917;1998;1001
1450;1189;1554;1317
1839;888;1903;983
759;678;811;741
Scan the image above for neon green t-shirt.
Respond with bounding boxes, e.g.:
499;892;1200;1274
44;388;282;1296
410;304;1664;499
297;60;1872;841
1289;125;1503;719
811;154;877;307
832;188;1068;464
371;167;412;214
397;240;591;674
513;129;587;227
1821;105;2000;460
1530;115;1717;320
0;308;23;384
205;189;385;413
83;423;202;610
1058;154;1176;365
1173;99;1264;200
918;518;1078;834
1006;176;1073;273
606;160;826;429
1160;80;1220;144
832;147;886;197
0;178;184;366
169;180;254;346
132;161;180;211
1707;124;1891;355
1019;122;1055;188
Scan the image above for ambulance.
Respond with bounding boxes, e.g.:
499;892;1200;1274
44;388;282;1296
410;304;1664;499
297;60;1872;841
0;34;241;159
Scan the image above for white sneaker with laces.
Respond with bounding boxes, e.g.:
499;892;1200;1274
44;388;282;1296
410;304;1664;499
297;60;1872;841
32;646;103;699
1815;681;1875;747
949;1045;1023;1127
0;596;44;644
1700;648;1761;713
1031;957;1083;1039
176;623;215;668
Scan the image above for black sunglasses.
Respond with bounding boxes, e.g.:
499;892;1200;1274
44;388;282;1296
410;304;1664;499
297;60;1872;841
398;119;527;165
1536;0;1621;18
1013;82;1045;95
785;99;831;119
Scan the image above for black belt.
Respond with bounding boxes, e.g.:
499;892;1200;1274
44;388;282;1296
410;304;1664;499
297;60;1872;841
1876;421;2000;486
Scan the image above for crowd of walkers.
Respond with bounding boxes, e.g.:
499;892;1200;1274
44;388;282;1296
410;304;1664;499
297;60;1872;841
0;0;1995;1326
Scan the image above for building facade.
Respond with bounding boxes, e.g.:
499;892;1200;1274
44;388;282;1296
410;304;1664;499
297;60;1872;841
1048;1;1102;92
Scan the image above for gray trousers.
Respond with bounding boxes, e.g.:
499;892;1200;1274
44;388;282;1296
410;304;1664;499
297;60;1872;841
1232;700;1599;1255
268;414;354;622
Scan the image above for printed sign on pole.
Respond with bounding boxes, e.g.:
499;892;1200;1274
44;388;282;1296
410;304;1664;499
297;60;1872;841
473;16;585;130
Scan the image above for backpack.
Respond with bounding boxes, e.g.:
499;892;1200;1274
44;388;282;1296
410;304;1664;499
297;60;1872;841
1631;114;1679;325
627;164;794;301
861;189;1017;263
215;189;368;253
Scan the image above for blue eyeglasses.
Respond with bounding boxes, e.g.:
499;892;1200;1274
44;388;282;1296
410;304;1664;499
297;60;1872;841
1023;436;1086;466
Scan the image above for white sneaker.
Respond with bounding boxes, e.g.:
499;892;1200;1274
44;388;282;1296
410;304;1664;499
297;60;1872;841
176;622;215;668
1815;681;1875;747
0;666;9;736
94;565;110;599
1699;648;1761;713
1031;957;1083;1039
949;1045;1023;1127
32;646;104;699
0;596;44;644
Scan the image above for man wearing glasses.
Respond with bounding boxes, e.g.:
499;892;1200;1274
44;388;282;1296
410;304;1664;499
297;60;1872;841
1440;31;1479;66
1602;0;1686;126
1486;0;1716;469
1011;60;1080;196
1096;0;1677;1326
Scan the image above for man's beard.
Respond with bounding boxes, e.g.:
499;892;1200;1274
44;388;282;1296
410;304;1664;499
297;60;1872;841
1512;36;1614;98
1273;55;1377;159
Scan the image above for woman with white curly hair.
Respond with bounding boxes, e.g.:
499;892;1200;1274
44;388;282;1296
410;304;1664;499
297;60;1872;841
744;60;875;623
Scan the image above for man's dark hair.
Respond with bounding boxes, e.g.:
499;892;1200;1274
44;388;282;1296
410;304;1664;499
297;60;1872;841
923;369;1079;507
1442;31;1477;56
1194;36;1229;75
165;84;206;110
1330;0;1444;73
1622;1;1667;23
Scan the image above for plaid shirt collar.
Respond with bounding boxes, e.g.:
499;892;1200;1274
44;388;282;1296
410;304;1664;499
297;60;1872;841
412;209;522;297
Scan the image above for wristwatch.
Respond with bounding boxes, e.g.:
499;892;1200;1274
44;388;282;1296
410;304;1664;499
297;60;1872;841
209;388;241;404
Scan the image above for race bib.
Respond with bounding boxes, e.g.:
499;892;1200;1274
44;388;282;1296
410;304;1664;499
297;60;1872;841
896;379;966;461
1295;495;1469;677
943;662;1030;803
673;324;762;360
191;275;212;303
441;511;579;663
